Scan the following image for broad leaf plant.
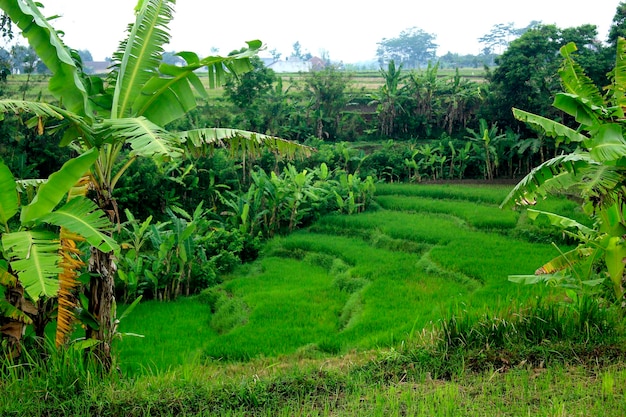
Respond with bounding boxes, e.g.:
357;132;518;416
0;0;308;367
0;149;118;358
502;39;626;304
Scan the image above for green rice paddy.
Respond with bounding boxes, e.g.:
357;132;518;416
116;183;567;372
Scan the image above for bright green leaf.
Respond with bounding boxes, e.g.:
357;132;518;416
0;161;18;227
21;149;98;224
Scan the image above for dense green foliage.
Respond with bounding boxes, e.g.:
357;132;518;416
0;0;307;368
112;161;376;302
2;2;626;415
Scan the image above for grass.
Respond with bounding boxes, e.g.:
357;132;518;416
3;344;626;416
375;194;519;230
115;183;582;370
114;297;215;373
4;182;625;416
374;182;512;204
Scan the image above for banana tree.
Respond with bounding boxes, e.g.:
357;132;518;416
370;60;406;137
116;209;157;303
0;0;308;367
466;119;506;180
0;149;118;358
501;40;626;302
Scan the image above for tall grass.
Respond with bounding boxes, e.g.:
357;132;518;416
3;341;625;416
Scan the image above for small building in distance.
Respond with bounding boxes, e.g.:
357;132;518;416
260;56;328;73
83;61;112;74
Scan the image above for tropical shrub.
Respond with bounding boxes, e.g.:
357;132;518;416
115;203;260;302
220;163;376;238
0;0;308;367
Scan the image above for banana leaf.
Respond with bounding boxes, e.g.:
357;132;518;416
97;117;183;160
558;42;605;109
179;128;312;160
526;209;594;235
512;108;587;144
2;231;62;301
0;160;18;227
0;0;91;118
135;42;262;126
40;196;119;254
20;149;98;224
112;0;175;119
500;152;593;208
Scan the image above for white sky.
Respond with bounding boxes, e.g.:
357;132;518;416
9;0;623;63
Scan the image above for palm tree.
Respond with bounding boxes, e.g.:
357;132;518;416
0;0;307;367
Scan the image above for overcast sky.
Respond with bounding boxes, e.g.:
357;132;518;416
8;0;623;63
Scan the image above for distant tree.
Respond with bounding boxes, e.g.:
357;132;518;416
291;41;311;60
319;48;331;66
77;49;92;62
302;65;351;140
225;51;275;107
10;44;37;74
292;41;302;58
478;22;539;54
438;52;481;69
370;60;406;137
486;24;609;129
269;48;281;62
0;47;10;73
223;52;277;132
608;1;626;47
478;23;517;56
478;21;540;65
376;27;437;69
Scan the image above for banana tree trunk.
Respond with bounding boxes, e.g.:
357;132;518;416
85;188;119;371
86;247;116;370
1;283;26;359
